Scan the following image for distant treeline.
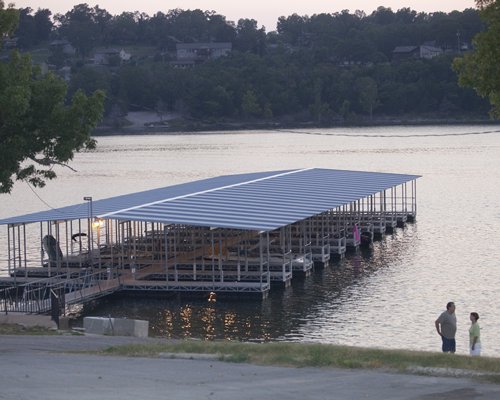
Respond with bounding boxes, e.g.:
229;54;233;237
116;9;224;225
13;4;490;124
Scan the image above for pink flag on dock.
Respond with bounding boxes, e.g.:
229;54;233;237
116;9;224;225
353;224;361;242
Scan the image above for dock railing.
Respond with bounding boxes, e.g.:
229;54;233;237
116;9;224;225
0;270;122;315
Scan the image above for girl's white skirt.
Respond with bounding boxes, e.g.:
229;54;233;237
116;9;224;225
470;343;481;356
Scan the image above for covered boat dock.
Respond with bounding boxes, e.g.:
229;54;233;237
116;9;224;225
0;168;420;314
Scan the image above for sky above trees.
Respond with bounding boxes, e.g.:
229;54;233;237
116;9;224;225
15;1;475;31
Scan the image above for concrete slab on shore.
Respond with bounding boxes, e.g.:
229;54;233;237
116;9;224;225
84;316;149;337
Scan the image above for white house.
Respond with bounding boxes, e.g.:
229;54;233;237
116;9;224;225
93;48;131;65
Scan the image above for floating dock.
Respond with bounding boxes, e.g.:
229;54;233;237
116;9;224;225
0;168;420;316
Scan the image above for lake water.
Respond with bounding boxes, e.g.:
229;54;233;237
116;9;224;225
1;125;500;356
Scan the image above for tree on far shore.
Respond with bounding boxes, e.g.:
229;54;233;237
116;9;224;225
0;0;17;35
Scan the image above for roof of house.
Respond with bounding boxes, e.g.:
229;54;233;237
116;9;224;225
420;45;443;52
392;46;419;53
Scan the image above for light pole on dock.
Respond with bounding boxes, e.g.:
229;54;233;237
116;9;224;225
83;196;94;266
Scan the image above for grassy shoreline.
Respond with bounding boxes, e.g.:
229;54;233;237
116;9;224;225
2;323;499;383
100;340;500;383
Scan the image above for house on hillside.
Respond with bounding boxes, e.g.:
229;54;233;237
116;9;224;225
419;45;443;59
392;45;443;61
93;49;119;65
49;40;76;55
93;48;131;65
172;42;232;67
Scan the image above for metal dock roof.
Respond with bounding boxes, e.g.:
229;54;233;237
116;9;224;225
0;168;420;231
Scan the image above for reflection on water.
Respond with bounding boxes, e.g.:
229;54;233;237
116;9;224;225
87;224;419;345
2;125;500;356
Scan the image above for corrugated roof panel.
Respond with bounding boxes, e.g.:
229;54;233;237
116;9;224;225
0;170;293;225
105;168;420;231
0;168;420;231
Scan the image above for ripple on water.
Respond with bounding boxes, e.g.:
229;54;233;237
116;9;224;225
2;127;500;356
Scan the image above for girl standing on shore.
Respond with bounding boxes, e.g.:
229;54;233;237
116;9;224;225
469;312;481;356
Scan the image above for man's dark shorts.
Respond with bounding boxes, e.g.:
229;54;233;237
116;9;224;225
441;336;456;353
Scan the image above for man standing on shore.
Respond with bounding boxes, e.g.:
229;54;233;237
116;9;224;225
435;302;457;353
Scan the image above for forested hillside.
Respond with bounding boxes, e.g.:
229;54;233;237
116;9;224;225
6;4;492;129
